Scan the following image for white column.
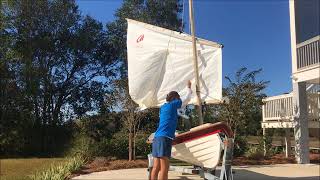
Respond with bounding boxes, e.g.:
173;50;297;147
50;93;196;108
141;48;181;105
289;0;297;74
263;128;266;157
285;128;291;158
293;82;310;164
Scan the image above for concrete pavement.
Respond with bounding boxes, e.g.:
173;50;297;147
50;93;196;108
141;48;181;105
72;164;320;180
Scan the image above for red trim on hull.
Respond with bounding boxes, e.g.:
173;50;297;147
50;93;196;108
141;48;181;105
172;122;233;145
175;130;222;144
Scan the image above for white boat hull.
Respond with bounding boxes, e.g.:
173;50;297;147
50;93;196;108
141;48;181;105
171;133;222;169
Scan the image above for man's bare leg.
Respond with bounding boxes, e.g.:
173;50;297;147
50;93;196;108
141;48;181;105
159;157;169;180
150;157;160;180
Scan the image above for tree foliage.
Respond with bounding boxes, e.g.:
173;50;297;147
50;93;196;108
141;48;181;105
109;79;142;160
0;0;117;156
212;67;269;137
0;0;182;157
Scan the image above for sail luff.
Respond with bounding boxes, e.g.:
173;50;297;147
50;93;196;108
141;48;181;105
189;0;203;125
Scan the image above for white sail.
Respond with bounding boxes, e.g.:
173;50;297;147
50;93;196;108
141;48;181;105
127;19;222;109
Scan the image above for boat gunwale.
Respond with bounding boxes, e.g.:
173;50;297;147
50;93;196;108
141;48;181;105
173;122;233;145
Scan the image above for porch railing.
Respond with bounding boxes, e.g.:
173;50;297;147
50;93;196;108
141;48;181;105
262;93;294;121
296;35;320;70
262;92;320;122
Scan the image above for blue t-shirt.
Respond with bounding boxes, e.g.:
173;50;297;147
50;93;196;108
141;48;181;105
154;99;182;139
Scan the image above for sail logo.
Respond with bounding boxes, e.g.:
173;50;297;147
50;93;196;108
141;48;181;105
136;34;144;43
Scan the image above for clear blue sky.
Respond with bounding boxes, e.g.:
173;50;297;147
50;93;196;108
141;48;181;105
77;0;292;96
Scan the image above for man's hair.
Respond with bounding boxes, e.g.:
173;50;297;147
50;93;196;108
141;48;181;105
166;91;180;102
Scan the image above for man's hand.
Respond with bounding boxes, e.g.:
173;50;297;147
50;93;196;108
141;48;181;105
187;80;192;88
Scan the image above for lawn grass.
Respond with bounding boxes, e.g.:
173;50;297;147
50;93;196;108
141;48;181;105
0;158;66;180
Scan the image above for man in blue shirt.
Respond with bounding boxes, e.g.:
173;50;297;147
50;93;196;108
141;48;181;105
151;81;192;180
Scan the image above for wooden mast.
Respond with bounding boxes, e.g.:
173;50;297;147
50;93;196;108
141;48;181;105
189;0;203;125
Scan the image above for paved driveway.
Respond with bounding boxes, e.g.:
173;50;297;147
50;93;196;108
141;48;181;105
72;164;320;180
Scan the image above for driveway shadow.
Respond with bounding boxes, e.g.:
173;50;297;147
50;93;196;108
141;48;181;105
233;169;318;180
168;169;319;180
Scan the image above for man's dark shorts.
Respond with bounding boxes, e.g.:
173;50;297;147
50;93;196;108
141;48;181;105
152;136;172;158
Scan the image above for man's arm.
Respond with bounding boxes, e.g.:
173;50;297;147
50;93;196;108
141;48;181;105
171;81;192;109
176;81;192;120
181;88;192;108
180;80;192;108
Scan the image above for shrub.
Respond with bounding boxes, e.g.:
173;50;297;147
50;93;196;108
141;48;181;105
65;133;96;159
271;146;284;155
260;133;273;157
233;136;248;157
105;133;129;159
66;129;152;160
245;145;264;160
30;156;85;180
103;132;151;159
245;135;280;160
135;134;152;158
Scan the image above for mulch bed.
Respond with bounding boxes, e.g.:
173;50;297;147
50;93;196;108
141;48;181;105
232;154;296;166
232;153;320;166
69;153;320;178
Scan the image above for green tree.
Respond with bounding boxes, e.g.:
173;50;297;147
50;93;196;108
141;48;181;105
108;79;146;161
223;67;268;137
1;0;117;156
209;67;269;137
0;0;31;155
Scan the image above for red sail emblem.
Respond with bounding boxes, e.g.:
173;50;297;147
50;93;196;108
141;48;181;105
136;34;144;43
